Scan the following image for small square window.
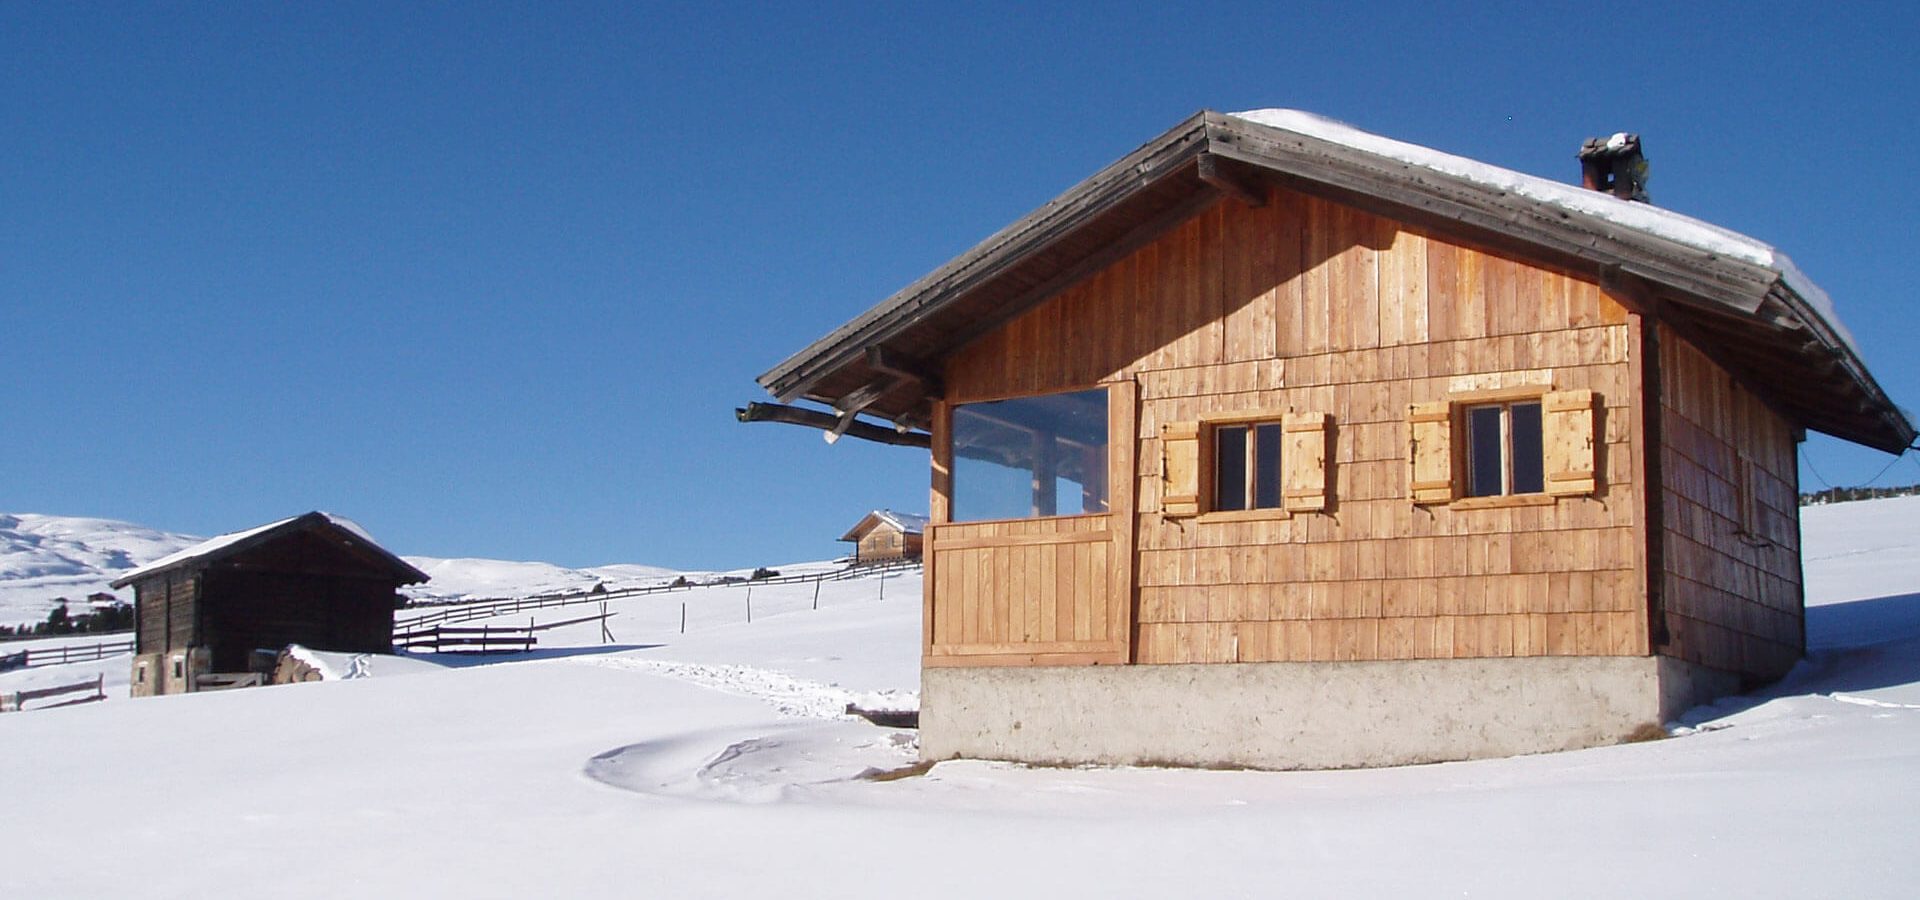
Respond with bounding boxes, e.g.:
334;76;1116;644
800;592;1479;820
1465;400;1545;497
1210;421;1284;512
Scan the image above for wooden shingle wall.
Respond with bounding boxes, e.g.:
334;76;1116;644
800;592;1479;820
1658;334;1803;680
941;186;1646;665
858;528;905;561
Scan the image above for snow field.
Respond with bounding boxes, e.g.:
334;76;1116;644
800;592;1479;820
2;503;1919;896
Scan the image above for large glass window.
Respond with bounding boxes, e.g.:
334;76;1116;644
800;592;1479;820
951;388;1109;522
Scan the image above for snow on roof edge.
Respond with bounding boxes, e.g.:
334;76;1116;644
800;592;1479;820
1225;109;1865;359
112;512;401;586
876;510;929;534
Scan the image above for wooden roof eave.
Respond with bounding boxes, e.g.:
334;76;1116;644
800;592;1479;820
1760;282;1915;452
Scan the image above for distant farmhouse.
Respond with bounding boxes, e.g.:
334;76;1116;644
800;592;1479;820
840;510;927;564
112;512;427;696
747;110;1912;769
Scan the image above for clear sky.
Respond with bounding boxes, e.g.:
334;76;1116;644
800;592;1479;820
6;2;1917;569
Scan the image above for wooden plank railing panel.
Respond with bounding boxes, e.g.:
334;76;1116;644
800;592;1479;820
927;521;1124;662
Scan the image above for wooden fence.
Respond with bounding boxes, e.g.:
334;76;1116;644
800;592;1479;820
394;608;619;653
394;558;921;631
0;627;132;645
1;674;107;712
0;639;135;672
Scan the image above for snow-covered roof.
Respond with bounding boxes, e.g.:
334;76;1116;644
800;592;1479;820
1226;109;1859;355
839;510;929;542
759;108;1912;454
111;511;427;588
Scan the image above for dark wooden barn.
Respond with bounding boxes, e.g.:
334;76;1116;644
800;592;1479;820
111;512;427;696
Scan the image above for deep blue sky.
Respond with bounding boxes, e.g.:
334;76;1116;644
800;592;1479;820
6;3;1917;568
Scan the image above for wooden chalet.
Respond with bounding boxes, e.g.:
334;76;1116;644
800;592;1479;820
747;109;1914;769
840;510;929;564
112;512;428;696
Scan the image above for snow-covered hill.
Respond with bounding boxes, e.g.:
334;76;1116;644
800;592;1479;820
0;513;202;625
402;556;684;603
0;512;691;626
1;499;1916;896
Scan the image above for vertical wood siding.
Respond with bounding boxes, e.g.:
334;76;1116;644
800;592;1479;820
941;186;1644;665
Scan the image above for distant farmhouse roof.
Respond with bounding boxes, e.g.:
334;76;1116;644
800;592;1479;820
111;511;428;589
839;510;930;543
759;109;1912;454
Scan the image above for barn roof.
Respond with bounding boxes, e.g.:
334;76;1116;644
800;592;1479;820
758;109;1914;454
839;509;929;543
110;511;429;588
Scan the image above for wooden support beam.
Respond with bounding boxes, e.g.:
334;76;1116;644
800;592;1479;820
736;402;930;449
835;378;900;416
1196;153;1266;207
866;347;944;399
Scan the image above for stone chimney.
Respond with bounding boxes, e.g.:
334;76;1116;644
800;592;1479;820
1578;133;1650;202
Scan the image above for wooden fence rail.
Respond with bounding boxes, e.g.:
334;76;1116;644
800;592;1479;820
0;627;133;645
0;639;136;672
1;674;107;712
393;559;921;631
393;609;620;653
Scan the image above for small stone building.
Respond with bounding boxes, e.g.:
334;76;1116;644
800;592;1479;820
112;512;427;696
839;510;928;564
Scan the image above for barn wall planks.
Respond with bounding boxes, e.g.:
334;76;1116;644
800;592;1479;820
939;185;1645;667
1656;331;1803;681
135;572;199;655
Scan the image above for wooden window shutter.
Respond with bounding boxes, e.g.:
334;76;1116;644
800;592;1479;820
1161;421;1200;517
1282;412;1330;512
1407;401;1453;504
1542;389;1598;496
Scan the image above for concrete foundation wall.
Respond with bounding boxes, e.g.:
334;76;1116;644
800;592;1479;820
922;656;1683;770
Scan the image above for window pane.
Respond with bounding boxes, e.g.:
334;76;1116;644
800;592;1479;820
1214;425;1248;512
1467;405;1505;497
1254;423;1283;509
951;388;1109;522
1509;402;1544;494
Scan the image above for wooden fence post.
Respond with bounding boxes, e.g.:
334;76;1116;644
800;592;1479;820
812;579;821;610
680;602;686;634
746;585;753;623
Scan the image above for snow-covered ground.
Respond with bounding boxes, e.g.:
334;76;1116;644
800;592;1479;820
3;500;1918;896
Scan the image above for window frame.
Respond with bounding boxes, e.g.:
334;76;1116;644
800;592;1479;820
1463;399;1545;498
1198;408;1292;521
1445;386;1554;510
